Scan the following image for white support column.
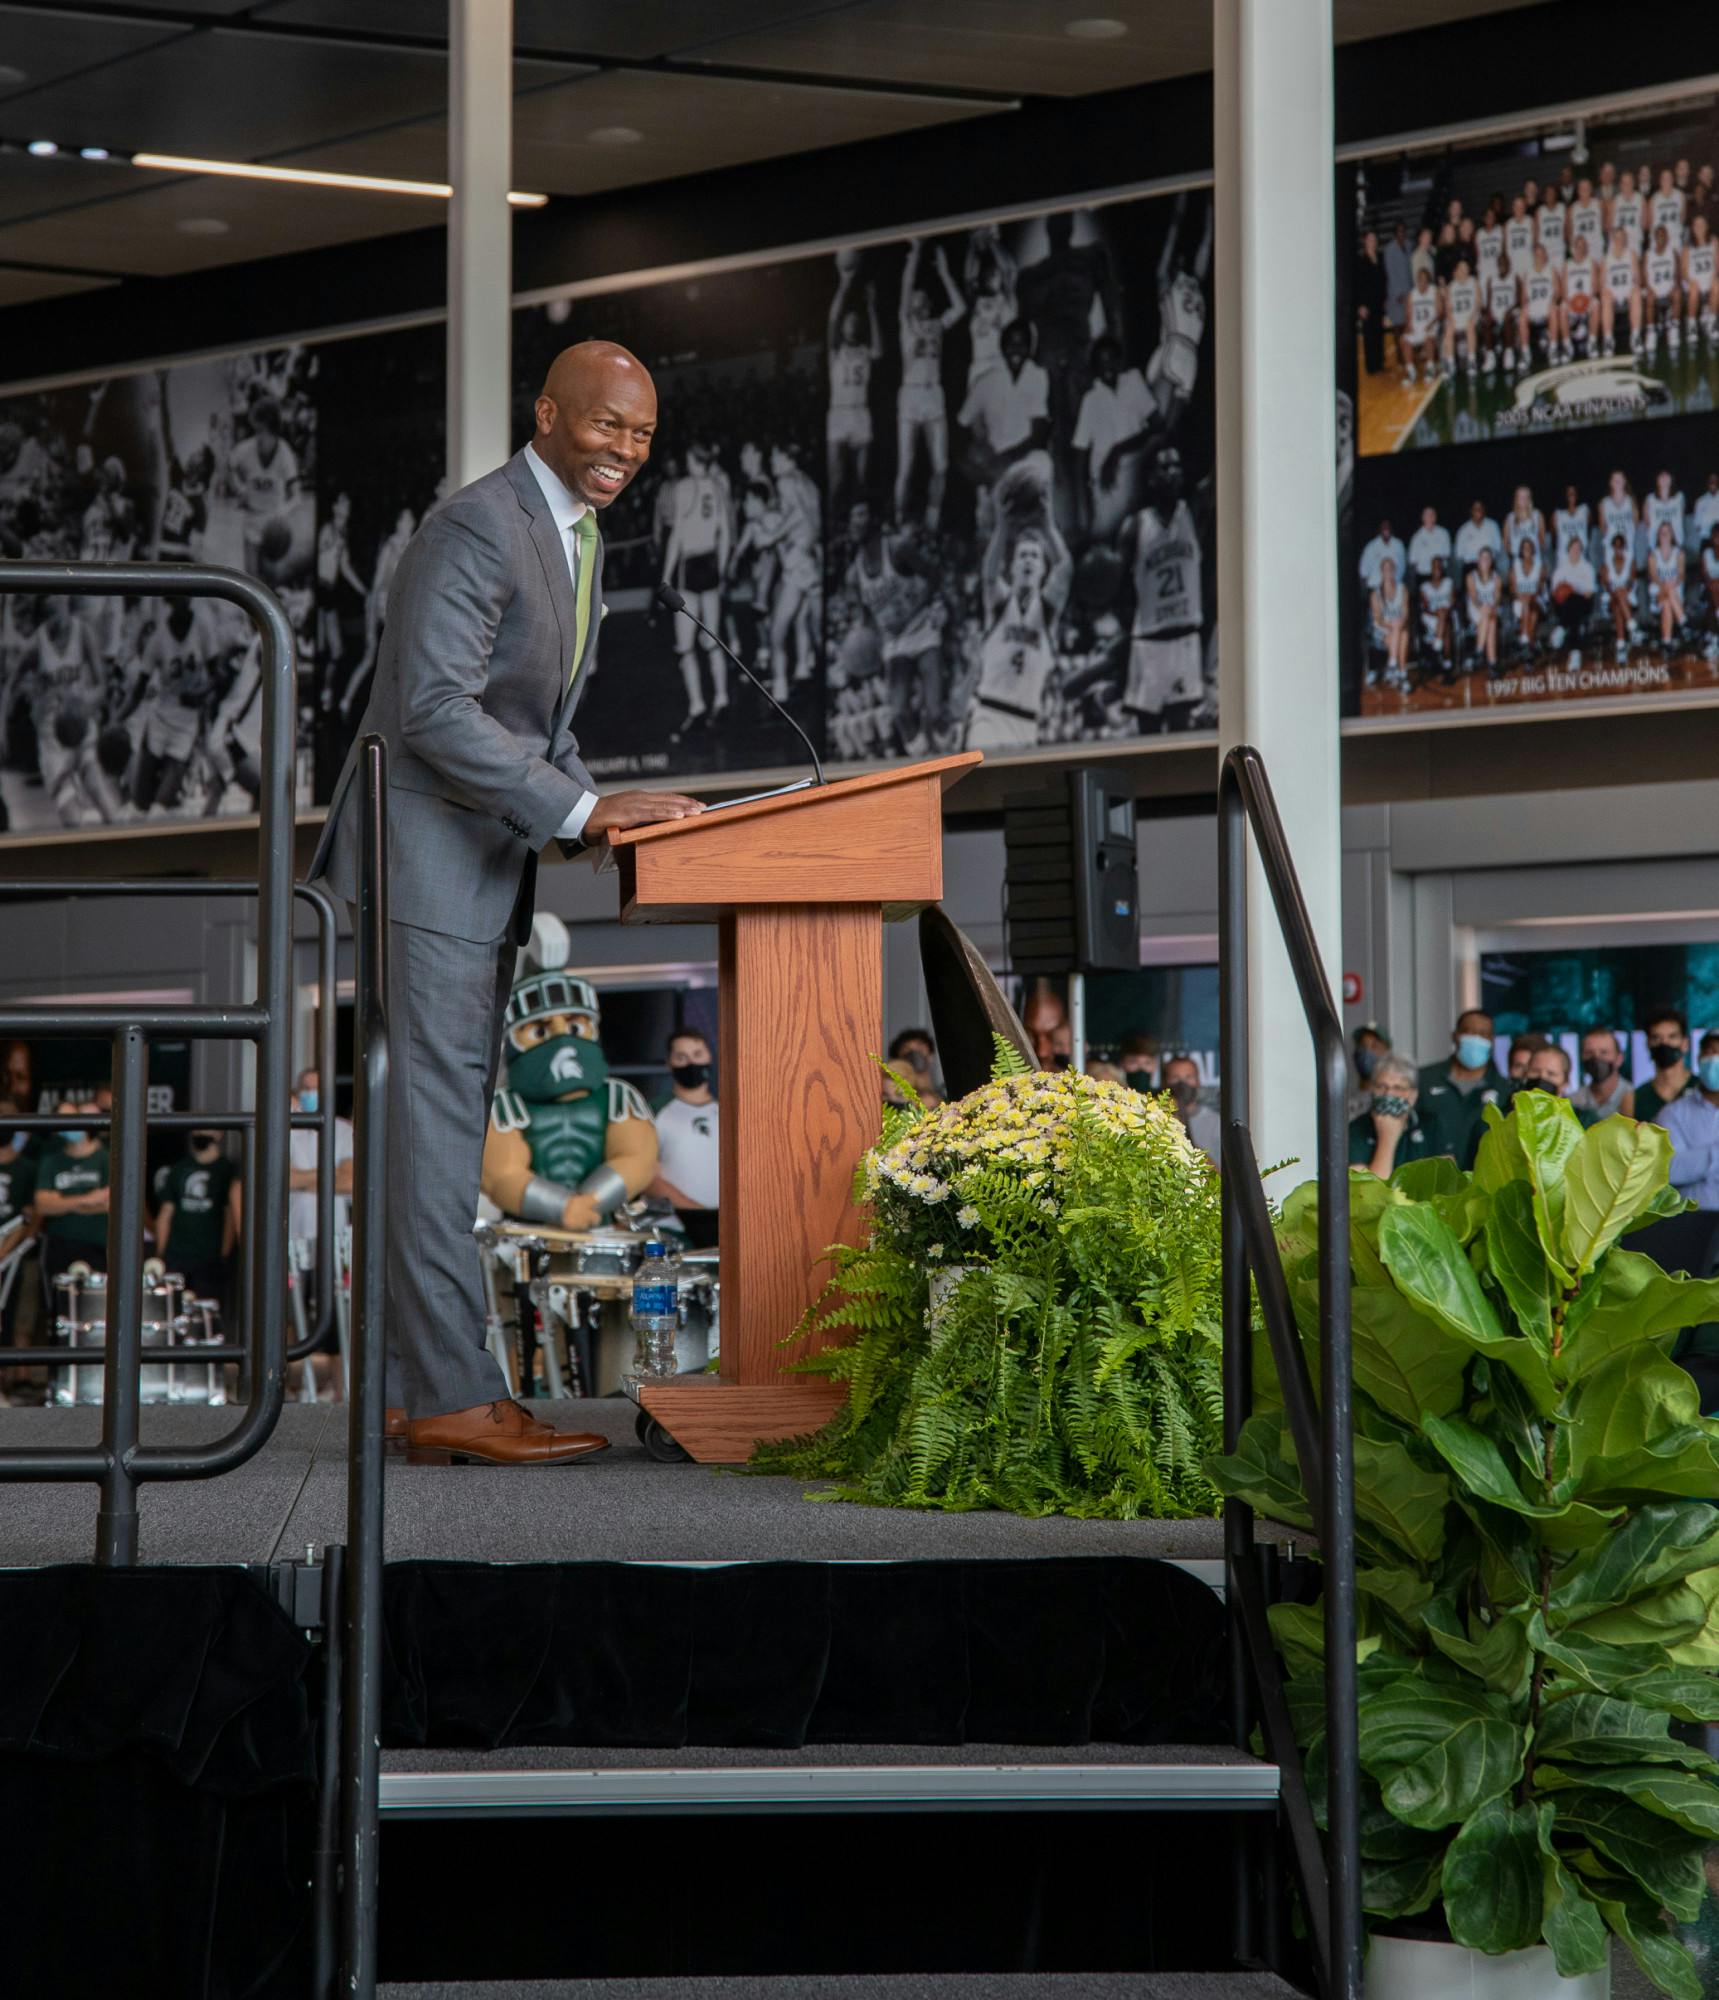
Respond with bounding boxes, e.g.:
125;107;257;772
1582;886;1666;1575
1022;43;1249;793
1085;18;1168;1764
447;0;513;490
1214;0;1342;1177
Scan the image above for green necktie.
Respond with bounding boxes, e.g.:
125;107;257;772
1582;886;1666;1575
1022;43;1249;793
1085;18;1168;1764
571;511;599;685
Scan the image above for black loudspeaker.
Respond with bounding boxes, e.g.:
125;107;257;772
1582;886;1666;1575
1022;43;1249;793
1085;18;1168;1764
1003;768;1139;974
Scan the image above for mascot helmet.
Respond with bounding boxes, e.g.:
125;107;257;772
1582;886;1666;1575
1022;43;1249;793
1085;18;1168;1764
505;971;600;1045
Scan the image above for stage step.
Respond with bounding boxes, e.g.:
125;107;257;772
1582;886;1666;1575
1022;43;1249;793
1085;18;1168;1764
378;1742;1278;1818
379;1976;1304;1998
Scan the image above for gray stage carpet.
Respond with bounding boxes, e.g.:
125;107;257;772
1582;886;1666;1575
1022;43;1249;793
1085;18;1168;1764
0;1397;1262;1568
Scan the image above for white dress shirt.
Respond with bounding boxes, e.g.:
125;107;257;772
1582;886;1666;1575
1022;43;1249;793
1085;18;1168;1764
525;442;598;845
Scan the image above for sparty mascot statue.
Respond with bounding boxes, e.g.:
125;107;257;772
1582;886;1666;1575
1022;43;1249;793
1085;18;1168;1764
481;918;659;1232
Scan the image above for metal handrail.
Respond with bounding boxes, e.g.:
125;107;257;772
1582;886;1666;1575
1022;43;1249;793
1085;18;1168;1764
1218;743;1359;2000
339;736;388;2000
0;879;344;1370
0;560;293;1555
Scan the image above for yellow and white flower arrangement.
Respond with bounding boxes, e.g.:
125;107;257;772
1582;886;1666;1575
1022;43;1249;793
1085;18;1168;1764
861;1067;1204;1263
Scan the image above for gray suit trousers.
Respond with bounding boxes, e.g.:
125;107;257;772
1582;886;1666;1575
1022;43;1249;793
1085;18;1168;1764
372;913;516;1415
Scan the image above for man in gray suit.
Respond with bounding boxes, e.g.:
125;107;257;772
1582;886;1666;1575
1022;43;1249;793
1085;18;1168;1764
310;341;703;1465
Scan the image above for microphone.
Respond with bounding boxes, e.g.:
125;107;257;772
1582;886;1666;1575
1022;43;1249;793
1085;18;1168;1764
654;582;826;786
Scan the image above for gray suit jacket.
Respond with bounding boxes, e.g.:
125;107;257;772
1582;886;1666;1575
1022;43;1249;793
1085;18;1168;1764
308;447;602;943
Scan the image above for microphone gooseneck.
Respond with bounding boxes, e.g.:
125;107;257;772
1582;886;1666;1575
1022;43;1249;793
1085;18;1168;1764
653;581;827;786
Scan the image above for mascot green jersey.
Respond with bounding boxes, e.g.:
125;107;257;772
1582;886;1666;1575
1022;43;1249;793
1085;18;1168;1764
480;966;659;1233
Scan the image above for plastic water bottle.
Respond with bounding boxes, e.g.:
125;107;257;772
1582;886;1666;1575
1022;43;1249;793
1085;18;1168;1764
630;1240;680;1379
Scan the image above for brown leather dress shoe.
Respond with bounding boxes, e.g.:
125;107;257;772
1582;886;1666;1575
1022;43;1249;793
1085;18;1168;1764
405;1399;609;1467
384;1406;407;1452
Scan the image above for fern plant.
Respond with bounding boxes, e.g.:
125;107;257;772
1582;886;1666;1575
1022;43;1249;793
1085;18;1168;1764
754;1048;1226;1519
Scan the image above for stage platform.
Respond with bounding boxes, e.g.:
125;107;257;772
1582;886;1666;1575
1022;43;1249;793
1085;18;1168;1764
0;1397;1294;1570
378;1975;1304;1999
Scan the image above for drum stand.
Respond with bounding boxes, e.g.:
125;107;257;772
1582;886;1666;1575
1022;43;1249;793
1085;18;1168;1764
476;1234;518;1399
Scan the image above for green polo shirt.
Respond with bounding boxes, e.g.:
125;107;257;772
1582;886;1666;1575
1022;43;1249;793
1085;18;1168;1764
1349;1110;1435;1172
1634;1073;1695;1126
1415;1058;1508;1167
34;1141;110;1247
159;1152;235;1267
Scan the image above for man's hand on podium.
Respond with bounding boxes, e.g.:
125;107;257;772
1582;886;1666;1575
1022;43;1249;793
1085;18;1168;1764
585;790;707;836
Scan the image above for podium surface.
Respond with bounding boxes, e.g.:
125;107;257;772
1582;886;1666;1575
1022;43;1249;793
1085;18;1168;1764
606;753;979;1462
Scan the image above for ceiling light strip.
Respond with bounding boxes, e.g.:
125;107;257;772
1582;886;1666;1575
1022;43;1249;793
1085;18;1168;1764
129;150;548;205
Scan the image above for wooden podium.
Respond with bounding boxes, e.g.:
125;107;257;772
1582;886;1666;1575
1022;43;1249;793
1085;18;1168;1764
606;752;981;1462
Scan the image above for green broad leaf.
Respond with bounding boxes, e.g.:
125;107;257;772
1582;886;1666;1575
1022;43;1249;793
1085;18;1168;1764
1530;1617;1656;1691
1535;1503;1629;1553
1379;1204;1559;1414
1474;1103;1529;1192
1268;1600;1329;1678
1559;1768;1719;1840
1534;1805;1610;1978
1564;1252;1719;1384
1593;1889;1703;2000
1551;1503;1719;1622
1393;1156;1466;1202
1359;1565;1437;1620
1204;1412;1312;1529
1513;1091;1585;1284
1354;1434;1450;1565
1440;1794;1544;1952
1422;1598;1530;1696
1275;1180;1322;1269
1532;1694;1718;1772
1348;1233;1468;1428
1562;1117;1673;1275
1422;1412;1569;1517
1364;1846;1447;1920
1551;1800;1711;1920
1474;1500;1541;1608
1571;1349;1719;1502
1576;1578;1716;1654
1484;1180;1557;1352
1664;1567;1719;1669
1615;1669;1719;1722
1356;1676;1526;1829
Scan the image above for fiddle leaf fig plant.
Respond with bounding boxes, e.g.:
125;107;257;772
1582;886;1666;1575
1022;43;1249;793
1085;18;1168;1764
1209;1101;1719;1999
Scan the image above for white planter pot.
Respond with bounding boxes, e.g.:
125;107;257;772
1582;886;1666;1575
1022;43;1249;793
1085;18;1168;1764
1367;1935;1608;2000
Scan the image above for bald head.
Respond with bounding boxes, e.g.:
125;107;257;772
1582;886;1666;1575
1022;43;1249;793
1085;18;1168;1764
532;340;657;511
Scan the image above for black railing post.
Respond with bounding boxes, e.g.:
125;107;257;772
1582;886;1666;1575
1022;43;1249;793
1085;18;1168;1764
1218;744;1361;2000
312;1541;346;2000
1217;763;1256;1966
340;736;389;2000
95;1022;149;1566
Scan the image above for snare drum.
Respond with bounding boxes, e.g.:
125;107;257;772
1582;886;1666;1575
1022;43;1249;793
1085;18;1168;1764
52;1270;108;1406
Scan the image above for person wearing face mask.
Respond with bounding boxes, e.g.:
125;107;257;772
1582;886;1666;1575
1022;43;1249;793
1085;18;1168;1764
650;1029;720;1251
1349;1022;1391;1119
1507;1032;1548;1086
1572;1027;1635;1125
1634;1007;1696;1126
1349;1053;1434;1179
30;1099;110;1290
1660;1030;1719;1212
288;1066;353;1256
883;1027;944;1110
1116;1030;1158;1094
1417;1009;1506;1166
1161;1053;1220;1167
156;1129;241;1309
1514;1042;1573;1100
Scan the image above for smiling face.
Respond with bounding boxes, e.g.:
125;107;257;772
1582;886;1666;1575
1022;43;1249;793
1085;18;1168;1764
533;340;657;511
